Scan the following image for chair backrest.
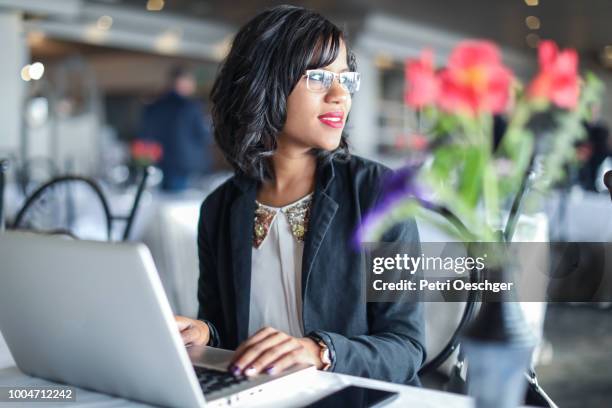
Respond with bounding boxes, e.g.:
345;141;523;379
12;176;113;240
10;166;152;241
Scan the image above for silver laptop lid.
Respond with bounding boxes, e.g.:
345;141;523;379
0;231;206;408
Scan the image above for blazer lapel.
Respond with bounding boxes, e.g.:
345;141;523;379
230;176;256;344
301;161;339;299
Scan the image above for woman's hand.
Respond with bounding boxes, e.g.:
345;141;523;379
228;326;323;377
175;315;210;347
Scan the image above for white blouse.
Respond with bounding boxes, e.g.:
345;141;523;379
248;193;313;338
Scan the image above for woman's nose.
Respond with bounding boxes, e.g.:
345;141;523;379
324;80;349;104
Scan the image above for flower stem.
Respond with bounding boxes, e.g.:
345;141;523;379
504;152;536;242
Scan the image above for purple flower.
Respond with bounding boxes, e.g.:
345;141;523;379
379;164;425;208
353;162;429;248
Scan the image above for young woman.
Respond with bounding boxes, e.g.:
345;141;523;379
175;5;425;385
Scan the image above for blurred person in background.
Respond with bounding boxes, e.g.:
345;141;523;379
139;66;212;192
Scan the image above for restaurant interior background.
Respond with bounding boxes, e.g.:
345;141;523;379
0;0;611;406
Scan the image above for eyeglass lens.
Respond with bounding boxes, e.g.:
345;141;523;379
306;70;360;93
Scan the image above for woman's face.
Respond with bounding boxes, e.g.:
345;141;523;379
279;42;352;153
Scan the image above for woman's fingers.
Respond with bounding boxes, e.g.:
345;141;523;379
229;327;321;377
240;337;303;376
230;330;289;373
231;326;278;359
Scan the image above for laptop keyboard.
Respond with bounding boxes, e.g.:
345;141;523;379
194;366;249;394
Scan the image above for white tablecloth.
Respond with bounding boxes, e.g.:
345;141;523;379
139;197;202;317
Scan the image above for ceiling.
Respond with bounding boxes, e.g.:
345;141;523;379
95;0;611;60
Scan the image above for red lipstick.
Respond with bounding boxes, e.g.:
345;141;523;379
318;111;344;129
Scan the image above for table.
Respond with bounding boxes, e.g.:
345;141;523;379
0;362;480;408
0;331;537;408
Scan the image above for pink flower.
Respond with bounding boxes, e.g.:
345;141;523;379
528;40;579;109
437;41;514;115
404;49;439;108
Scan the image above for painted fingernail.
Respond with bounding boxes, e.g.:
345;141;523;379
265;365;275;375
229;365;241;376
244;366;256;376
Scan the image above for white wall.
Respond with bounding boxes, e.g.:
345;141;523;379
0;11;28;157
349;47;379;159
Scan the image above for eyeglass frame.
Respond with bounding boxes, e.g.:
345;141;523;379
302;69;361;94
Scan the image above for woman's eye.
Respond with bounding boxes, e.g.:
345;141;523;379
310;73;324;82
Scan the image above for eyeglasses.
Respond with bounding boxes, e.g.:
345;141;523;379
303;69;361;94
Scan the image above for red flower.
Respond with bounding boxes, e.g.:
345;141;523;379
148;142;163;162
528;40;579;109
437;41;513;115
405;49;439;108
131;140;147;158
131;140;163;163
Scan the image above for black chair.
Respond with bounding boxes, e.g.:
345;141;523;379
11;166;153;241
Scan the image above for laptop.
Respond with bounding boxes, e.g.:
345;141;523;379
0;231;312;407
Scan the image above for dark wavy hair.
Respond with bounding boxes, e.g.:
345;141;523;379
210;5;356;181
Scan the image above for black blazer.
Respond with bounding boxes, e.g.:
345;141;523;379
196;155;426;385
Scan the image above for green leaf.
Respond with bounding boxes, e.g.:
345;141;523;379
483;161;500;227
430;145;461;184
457;147;483;208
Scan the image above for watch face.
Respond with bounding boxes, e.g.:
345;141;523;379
319;341;331;364
322;349;331;364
